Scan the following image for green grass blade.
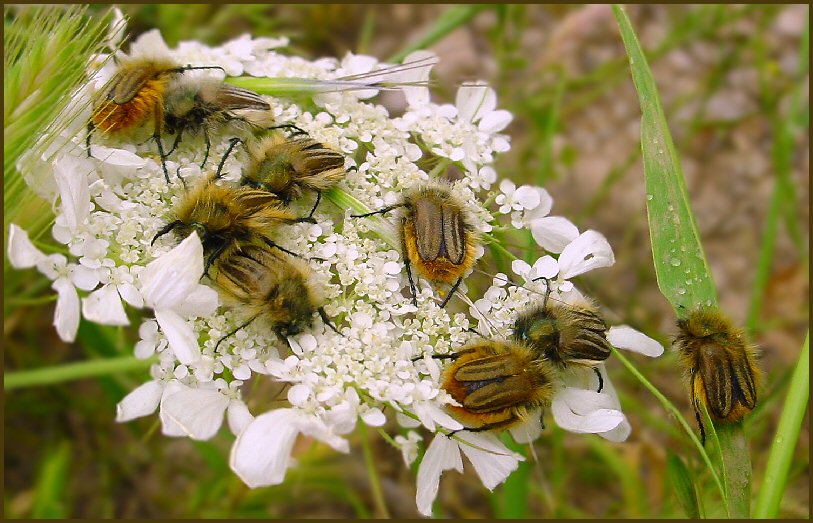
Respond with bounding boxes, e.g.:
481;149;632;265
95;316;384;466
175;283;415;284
31;441;72;518
666;450;700;518
4;355;155;391
387;5;490;63
494;437;529;518
611;5;717;312
4;6;113;238
754;331;810;518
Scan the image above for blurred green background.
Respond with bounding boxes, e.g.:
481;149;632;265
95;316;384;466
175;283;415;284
4;4;809;518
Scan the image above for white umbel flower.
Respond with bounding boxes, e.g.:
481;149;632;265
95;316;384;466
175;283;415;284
7;22;666;517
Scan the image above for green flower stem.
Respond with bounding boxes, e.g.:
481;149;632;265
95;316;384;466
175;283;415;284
610;347;726;505
387;5;490;63
5;294;58;306
716;423;751;518
754;332;810;518
358;421;390;518
4;356;156;391
325;187;400;249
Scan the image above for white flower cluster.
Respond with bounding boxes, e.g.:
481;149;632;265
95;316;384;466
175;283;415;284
7;26;664;517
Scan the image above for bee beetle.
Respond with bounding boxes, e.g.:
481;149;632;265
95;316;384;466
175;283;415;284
212;243;340;344
513;294;612;393
436;339;557;434
352;183;479;308
89;56;224;182
674;306;759;445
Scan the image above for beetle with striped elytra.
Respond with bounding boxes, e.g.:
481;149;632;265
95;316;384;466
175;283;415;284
351;183;480;308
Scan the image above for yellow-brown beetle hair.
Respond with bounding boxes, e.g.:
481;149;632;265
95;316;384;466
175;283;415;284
151;174;310;273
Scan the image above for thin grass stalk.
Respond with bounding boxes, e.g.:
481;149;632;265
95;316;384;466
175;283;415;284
753;332;810;518
4;356;156;391
358;421;390;518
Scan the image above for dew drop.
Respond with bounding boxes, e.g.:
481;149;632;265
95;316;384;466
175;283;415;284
646;194;654;201
667;205;675;212
685;279;693;285
652;138;659;145
670;258;681;267
658;148;664;154
677;287;687;295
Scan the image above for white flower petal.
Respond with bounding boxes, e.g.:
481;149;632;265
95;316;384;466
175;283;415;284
531;255;560;280
70;265;101;291
457;432;523;490
230;408;302;488
140;233;204;309
607;326;664;357
558;230;615;278
400;50;437;109
478;109;513;133
118;282;144;308
552;388;626;434
174;284;219;318
510;259;531;278
52;278;80;343
513;185;540;210
227;400;254;436
530;216;580;254
129;28;172;58
155;308;201;365
396;411;421;428
90;145;147;168
156;381;191;436
456;83;496;123
287;383;311;407
361;408;386;427
600;418;632;442
53;155;91;232
416;435;463;517
160;386;229;440
82;284;129;326
116;380;163;422
591;366;631;442
7;224;46;268
509;415;543;444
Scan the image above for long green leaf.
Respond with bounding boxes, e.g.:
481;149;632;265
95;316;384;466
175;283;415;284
612;5;717;312
666;450;700;518
754;332;810;518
